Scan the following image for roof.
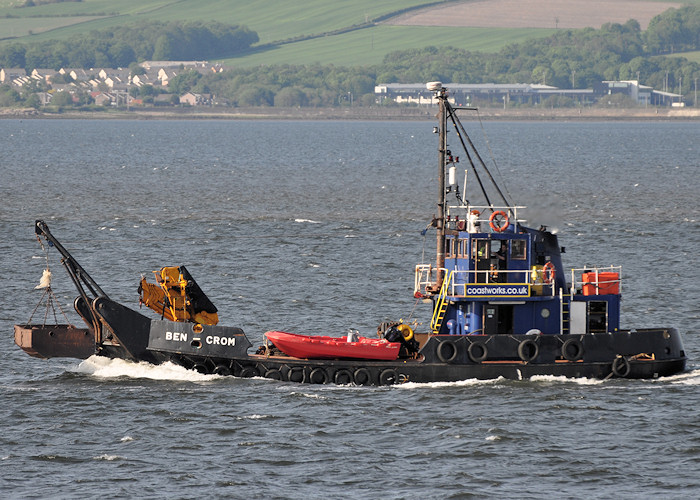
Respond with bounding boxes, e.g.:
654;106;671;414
376;83;559;92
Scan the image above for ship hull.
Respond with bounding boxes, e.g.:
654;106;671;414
166;329;686;384
15;300;686;384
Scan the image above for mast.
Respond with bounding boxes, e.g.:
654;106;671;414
436;85;447;280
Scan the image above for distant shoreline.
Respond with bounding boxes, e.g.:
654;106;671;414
1;106;698;121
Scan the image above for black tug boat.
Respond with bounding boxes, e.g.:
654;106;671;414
14;83;686;384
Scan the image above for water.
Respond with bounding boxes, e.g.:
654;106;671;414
1;118;699;498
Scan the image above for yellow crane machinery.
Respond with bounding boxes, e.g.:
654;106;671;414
138;266;219;325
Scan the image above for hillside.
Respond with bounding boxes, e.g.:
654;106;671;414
1;0;697;67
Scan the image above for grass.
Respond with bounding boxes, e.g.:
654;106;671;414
0;16;106;38
0;0;433;42
220;26;555;68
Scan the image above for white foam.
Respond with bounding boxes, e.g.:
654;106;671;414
666;369;700;385
396;378;505;389
93;454;124;461
294;218;320;224
120;436;133;442
528;374;604;385
289;391;327;400
73;355;218;382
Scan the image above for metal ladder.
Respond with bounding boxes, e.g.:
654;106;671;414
431;270;453;334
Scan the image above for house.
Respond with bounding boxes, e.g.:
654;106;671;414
31;68;58;84
131;73;155;87
157;68;180;87
375;83;569;106
179;92;212;106
0;68;25;84
59;68;92;83
91;91;114;106
140;60;209;70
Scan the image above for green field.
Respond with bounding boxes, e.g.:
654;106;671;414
0;0;434;42
673;50;700;63
0;16;106;38
0;0;697;68
222;26;555;68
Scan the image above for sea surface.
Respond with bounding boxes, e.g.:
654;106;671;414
0;117;699;499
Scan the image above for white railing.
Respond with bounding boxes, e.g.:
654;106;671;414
444;204;527;232
415;265;555;297
569;266;622;296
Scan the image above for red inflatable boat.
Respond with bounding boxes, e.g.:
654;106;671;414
265;331;401;361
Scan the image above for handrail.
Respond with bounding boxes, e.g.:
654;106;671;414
569;265;622;296
445;203;527;232
415;264;553;297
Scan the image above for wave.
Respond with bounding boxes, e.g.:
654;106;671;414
72;355;218;382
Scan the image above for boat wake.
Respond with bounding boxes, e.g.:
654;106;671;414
72;355;218;382
397;375;605;389
663;368;700;385
396;378;507;389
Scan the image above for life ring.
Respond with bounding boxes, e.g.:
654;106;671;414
468;341;488;363
561;339;584;362
287;366;306;383
489;211;510;232
213;364;231;376
334;369;353;385
542;262;556;284
517;339;539;362
612;356;631;378
437;340;458;363
239;367;257;378
309;367;328;384
264;369;282;380
353;368;371;386
379;369;398;385
192;363;209;374
397;324;414;342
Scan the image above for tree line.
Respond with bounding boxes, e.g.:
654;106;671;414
0;21;259;69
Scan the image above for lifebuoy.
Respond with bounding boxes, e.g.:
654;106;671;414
562;339;584;361
542;262;556;284
489;211;510;232
612;356;631;378
518;339;539;362
437;340;458;363
213;364;231;376
353;368;371;386
264;369;282;380
287;366;306;383
334;369;353;385
192;363;209;374
468;341;488;363
379;369;398;385
309;367;328;384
